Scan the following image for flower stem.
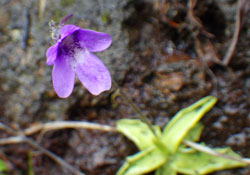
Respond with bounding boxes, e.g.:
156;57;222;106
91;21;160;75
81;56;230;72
113;81;158;137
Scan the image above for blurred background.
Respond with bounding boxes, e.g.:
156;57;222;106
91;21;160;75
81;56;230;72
0;0;249;174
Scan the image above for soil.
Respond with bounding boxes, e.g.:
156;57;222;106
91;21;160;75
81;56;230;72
0;0;249;175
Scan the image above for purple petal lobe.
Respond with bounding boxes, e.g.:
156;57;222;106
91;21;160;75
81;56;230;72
46;44;58;65
75;52;111;95
52;56;75;98
75;29;112;52
60;24;79;39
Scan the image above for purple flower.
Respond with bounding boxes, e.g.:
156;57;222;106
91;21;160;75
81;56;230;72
46;25;112;98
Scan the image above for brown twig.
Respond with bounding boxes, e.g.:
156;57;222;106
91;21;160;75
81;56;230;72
0;122;85;175
223;0;250;65
187;0;214;38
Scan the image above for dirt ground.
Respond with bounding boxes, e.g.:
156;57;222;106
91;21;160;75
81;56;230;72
0;0;249;175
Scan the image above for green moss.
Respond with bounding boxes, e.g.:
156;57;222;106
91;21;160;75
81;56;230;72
60;0;76;7
101;12;111;24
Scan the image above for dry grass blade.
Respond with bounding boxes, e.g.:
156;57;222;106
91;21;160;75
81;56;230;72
188;0;202;28
0;136;25;145
38;0;47;20
183;140;250;165
24;121;117;135
1;120;250;168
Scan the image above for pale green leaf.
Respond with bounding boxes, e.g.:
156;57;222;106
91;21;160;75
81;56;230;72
162;96;217;153
172;147;247;174
117;147;167;175
155;164;177;175
116;119;161;150
0;159;7;172
184;123;204;142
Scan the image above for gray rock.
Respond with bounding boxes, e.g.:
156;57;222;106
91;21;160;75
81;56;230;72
0;0;132;124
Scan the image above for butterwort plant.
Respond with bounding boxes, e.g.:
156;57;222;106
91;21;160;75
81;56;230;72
46;23;112;98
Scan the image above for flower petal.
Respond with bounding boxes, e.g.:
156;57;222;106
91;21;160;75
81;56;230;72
75;52;111;95
75;29;112;52
52;56;75;98
46;44;58;65
60;24;79;39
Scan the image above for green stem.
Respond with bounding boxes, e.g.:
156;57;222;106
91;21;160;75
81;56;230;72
113;81;158;137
